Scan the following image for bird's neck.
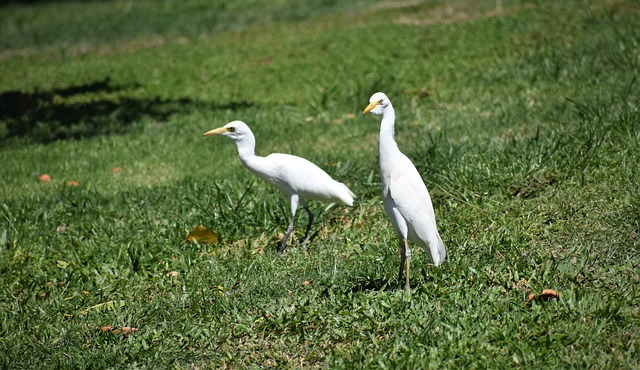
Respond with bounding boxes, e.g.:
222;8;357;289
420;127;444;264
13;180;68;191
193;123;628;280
234;136;275;187
378;105;399;155
235;135;257;165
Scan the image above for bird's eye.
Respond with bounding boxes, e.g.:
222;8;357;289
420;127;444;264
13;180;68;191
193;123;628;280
379;99;384;104
227;127;236;133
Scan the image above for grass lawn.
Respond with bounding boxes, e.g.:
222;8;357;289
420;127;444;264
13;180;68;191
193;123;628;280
0;0;638;368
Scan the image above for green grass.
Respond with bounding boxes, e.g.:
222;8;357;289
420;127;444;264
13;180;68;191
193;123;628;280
1;0;639;368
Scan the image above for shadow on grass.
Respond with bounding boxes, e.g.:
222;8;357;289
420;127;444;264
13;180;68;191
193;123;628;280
1;0;100;7
349;270;439;293
350;277;398;293
0;77;253;145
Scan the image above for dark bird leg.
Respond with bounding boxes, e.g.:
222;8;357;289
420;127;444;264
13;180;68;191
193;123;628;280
278;213;296;255
299;204;314;245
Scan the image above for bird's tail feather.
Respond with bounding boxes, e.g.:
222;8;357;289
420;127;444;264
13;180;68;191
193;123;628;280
346;187;356;199
434;232;447;266
340;183;356;205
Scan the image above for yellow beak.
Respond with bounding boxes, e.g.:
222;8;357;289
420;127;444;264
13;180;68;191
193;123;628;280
202;127;229;137
362;101;380;114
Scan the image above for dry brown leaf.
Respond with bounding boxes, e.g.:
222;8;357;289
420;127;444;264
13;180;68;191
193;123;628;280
527;289;559;305
38;174;51;183
539;289;559;300
121;326;138;336
66;180;80;187
166;270;179;278
187;225;219;244
112;166;122;174
100;325;138;336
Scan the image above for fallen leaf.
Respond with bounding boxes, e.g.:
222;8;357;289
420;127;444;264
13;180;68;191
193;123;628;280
112;166;122;174
527;289;559;305
38;174;51;183
187;225;219;244
302;280;312;286
539;289;559;300
100;325;138;336
166;270;179;278
210;285;225;294
121;326;139;336
66;180;80;187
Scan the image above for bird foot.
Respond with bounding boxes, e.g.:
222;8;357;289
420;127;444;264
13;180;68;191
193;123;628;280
277;243;288;255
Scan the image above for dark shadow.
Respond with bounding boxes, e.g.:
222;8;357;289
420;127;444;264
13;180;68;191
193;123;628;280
0;77;253;144
0;0;78;6
350;277;397;293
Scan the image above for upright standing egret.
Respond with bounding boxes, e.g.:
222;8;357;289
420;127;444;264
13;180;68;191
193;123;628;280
363;92;446;289
203;120;356;254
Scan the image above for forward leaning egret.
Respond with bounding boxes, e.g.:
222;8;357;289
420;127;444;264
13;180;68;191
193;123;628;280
363;92;446;289
203;120;356;254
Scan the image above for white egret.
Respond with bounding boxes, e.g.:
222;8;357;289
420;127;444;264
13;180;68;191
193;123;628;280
203;120;356;254
363;92;446;289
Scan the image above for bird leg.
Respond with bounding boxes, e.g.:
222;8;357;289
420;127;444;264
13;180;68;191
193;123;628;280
299;204;314;245
278;213;296;255
398;237;406;286
279;195;300;254
404;238;411;290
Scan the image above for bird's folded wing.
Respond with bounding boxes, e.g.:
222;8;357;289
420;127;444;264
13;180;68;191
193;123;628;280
267;153;353;203
388;167;437;234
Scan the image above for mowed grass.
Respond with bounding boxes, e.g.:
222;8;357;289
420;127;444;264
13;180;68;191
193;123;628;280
1;0;639;368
